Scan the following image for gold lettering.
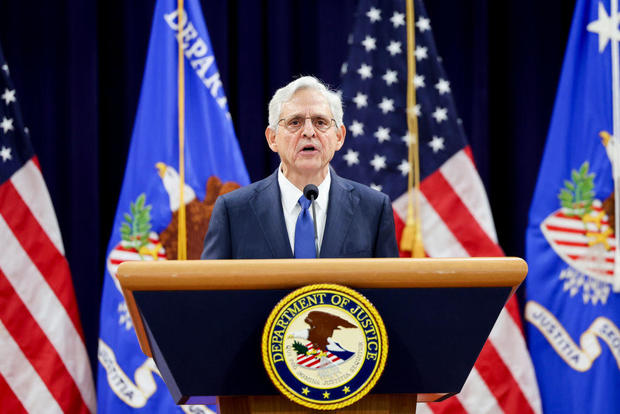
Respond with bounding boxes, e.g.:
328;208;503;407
331;294;342;306
272;329;285;343
308;295;318;306
287;302;302;318
274;318;288;329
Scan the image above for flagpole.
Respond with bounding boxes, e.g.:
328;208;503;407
609;0;620;290
401;0;425;257
177;0;188;260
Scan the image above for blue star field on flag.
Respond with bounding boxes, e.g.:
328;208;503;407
332;0;468;200
0;46;33;185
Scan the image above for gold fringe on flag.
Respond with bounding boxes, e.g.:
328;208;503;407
177;0;187;260
401;0;425;257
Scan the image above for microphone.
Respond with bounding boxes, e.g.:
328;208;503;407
303;184;320;258
303;184;319;201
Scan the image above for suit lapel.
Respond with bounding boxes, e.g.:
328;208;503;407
320;171;357;258
250;170;293;258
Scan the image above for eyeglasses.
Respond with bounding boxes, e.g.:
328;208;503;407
278;116;336;133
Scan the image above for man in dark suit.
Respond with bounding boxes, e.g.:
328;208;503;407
201;76;398;259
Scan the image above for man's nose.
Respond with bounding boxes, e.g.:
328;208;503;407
302;117;315;136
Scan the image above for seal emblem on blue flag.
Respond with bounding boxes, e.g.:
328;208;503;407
538;161;615;304
262;284;387;410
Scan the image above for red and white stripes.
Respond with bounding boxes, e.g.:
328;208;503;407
295;342;344;369
541;205;616;277
393;147;542;414
0;159;96;413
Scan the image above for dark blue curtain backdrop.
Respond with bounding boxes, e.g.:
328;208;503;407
0;0;576;376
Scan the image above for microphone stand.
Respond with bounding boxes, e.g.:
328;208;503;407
310;194;319;258
303;184;320;259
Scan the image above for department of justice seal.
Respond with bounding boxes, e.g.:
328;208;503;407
262;284;388;410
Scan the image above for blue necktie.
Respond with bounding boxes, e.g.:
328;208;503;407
294;195;316;258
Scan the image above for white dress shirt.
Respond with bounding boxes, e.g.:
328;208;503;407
277;167;331;255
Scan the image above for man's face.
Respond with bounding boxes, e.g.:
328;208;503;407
265;88;346;183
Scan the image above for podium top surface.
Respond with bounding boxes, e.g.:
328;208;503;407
117;257;527;291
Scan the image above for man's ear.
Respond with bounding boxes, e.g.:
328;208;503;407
265;126;278;152
335;124;346;151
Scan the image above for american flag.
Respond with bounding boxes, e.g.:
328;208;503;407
0;45;95;413
331;0;542;413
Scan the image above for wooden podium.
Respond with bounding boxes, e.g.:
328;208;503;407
117;257;526;413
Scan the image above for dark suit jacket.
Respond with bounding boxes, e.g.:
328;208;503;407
201;169;399;259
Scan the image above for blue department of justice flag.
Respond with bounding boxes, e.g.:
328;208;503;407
96;0;249;412
525;0;620;413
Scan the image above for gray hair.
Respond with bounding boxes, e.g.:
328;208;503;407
267;76;343;130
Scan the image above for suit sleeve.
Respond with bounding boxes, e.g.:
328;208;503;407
201;195;232;259
374;194;399;257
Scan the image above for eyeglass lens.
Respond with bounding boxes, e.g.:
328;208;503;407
281;116;333;132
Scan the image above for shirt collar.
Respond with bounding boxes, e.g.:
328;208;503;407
277;166;331;213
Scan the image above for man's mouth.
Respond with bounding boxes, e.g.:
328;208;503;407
300;145;317;152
